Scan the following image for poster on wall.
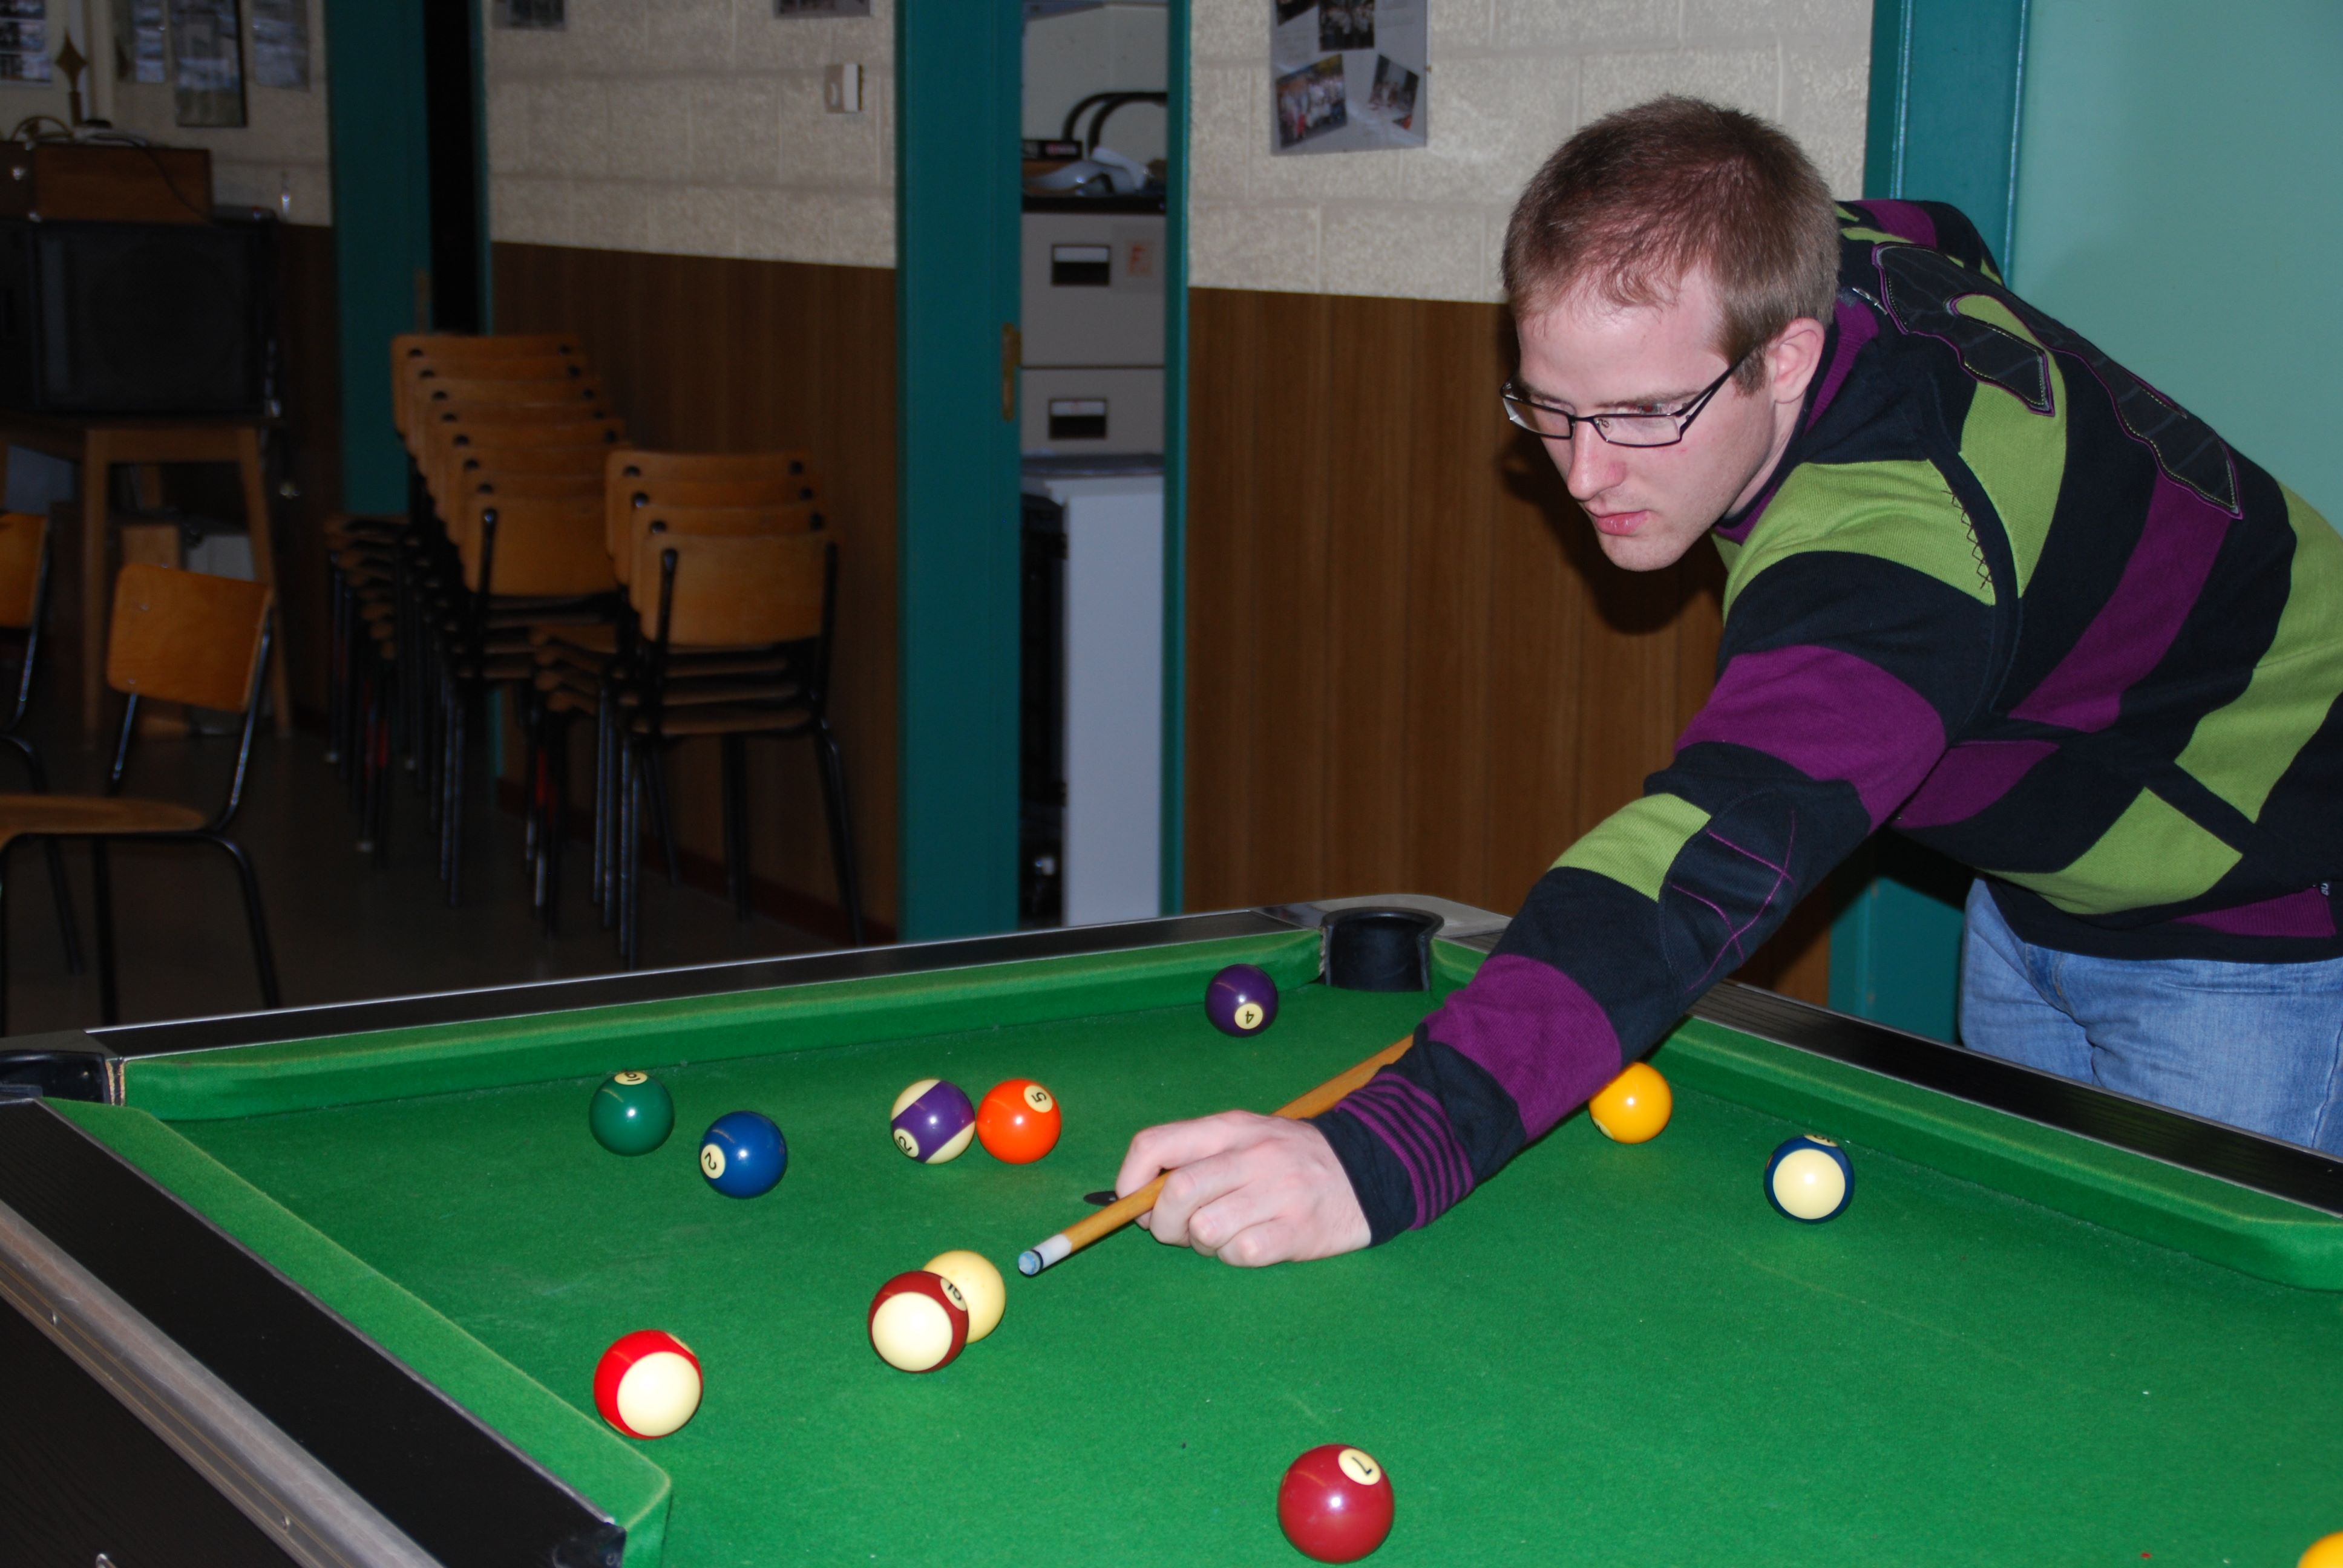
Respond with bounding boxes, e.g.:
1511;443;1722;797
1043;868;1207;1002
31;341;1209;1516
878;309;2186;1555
113;0;166;83
0;0;48;84
775;1;870;16
169;0;243;126
1271;0;1425;155
249;0;306;88
491;0;563;29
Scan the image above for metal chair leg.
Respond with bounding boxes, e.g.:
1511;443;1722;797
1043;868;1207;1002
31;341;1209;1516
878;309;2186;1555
91;840;119;1027
813;723;866;947
2;734;85;974
646;746;681;887
211;835;281;1010
721;734;749;920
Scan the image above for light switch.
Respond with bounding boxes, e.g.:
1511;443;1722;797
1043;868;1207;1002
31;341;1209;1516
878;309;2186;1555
824;62;863;114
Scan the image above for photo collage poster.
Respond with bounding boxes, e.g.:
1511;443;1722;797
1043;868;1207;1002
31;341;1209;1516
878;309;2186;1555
0;0;47;84
169;0;243;126
1271;0;1425;156
114;0;167;83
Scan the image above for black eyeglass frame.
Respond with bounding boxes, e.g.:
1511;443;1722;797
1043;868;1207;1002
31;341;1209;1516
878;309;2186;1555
1500;351;1752;448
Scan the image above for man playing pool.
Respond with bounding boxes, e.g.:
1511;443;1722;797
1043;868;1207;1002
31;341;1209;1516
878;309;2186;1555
1119;95;2343;1266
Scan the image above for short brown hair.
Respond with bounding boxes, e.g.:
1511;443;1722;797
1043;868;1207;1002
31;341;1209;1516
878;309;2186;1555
1501;96;1840;387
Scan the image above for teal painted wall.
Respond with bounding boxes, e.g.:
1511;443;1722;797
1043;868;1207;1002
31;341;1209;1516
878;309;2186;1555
325;0;431;514
2008;0;2343;522
1835;0;2031;1042
895;7;1025;941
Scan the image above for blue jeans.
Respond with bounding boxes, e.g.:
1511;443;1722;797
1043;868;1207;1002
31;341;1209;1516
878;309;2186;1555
1959;881;2343;1155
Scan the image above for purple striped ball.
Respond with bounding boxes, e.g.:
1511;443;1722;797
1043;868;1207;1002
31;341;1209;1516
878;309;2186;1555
891;1078;977;1163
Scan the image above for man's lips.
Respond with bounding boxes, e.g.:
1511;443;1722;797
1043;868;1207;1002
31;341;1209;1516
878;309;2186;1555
1587;508;1648;537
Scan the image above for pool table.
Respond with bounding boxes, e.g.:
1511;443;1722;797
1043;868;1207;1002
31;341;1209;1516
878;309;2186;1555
4;897;2342;1567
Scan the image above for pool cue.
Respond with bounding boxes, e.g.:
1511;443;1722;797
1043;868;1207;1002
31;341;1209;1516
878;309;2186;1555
1015;1032;1417;1276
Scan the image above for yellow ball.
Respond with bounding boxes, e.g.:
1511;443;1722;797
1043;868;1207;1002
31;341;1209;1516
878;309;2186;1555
2300;1533;2343;1568
1588;1062;1673;1144
923;1249;1006;1343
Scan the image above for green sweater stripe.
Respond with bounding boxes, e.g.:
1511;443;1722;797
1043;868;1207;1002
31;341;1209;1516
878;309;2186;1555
1990;788;2241;916
1955;295;2068;595
1555;792;1711;903
1722;459;1994;622
2174;485;2343;820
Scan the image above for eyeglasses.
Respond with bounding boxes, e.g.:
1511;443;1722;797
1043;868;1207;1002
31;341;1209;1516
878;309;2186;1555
1499;354;1748;448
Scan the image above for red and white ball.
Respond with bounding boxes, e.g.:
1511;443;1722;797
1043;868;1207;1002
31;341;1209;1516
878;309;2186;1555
1277;1444;1395;1562
867;1269;970;1373
592;1329;703;1439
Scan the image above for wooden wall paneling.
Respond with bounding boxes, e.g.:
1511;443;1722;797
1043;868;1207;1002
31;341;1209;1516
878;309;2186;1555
1241;292;1335;907
1184;289;1268;911
1396;296;1496;900
490;244;899;935
1184;286;1830;1007
1317;295;1416;901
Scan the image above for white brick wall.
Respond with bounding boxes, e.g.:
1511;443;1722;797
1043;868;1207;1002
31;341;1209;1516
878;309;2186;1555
99;0;334;226
476;0;1869;299
1190;0;1873;301
485;0;896;267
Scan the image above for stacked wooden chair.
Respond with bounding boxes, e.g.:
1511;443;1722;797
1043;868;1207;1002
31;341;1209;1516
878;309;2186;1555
0;564;278;1030
329;335;863;962
529;448;863;965
326;333;622;902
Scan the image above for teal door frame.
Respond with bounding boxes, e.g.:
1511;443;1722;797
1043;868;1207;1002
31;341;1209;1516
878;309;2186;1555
1160;0;1191;913
895;7;1025;941
324;0;433;514
1834;0;2030;1039
323;0;490;514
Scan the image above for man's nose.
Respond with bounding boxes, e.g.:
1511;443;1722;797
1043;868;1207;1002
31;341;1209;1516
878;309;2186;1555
1563;430;1619;500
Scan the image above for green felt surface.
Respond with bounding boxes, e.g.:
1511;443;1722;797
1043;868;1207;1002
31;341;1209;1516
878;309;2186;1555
84;975;2343;1566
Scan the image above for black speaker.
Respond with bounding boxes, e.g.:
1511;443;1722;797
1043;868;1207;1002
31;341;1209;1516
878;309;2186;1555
0;216;274;416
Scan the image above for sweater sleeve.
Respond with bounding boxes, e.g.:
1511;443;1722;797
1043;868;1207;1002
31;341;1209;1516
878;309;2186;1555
1314;546;1997;1241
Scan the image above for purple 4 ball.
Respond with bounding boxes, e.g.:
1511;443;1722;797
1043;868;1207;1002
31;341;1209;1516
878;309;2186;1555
1205;964;1280;1037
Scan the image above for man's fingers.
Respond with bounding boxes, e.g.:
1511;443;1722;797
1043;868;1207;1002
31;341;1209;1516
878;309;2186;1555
1113;1111;1271;1201
1147;1148;1255;1249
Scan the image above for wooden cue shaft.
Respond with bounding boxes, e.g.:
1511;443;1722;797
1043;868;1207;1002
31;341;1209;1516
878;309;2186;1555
1016;1033;1417;1275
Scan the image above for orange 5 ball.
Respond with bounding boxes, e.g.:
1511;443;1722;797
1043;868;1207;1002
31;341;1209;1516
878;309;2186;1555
976;1078;1061;1163
1588;1061;1672;1143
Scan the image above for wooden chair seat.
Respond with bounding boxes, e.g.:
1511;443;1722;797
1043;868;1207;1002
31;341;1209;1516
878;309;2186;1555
626;702;815;737
0;793;205;844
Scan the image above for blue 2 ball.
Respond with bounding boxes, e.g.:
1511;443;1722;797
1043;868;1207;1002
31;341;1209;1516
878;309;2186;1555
700;1110;788;1198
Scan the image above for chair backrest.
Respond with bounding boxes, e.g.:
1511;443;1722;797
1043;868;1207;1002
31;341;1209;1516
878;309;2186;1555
604;448;823;564
397;357;591;436
106;564;272;713
612;500;825;585
633;531;828;648
390;333;586;433
467;494;618;597
608;448;816;488
431;420;624;506
0;510;47;632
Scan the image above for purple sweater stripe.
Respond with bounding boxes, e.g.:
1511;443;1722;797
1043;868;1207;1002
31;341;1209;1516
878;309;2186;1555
1854;199;1939;249
1676;644;1947;827
2011;475;2234;733
2175;887;2336;938
1362;1073;1474;1200
1339;1077;1472;1227
1419;954;1623;1140
1893;739;2060;829
1812;299;1879;422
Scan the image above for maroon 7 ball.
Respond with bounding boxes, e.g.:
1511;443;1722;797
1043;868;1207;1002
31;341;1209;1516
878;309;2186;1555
1205;963;1280;1037
1277;1444;1394;1562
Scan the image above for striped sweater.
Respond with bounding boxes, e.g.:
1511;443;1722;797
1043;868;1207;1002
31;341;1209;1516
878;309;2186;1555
1317;198;2343;1241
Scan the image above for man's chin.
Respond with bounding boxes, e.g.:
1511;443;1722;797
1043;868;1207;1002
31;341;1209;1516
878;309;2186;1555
1593;527;1700;572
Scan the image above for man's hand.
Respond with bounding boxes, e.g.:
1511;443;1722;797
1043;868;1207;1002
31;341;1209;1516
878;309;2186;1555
1114;1111;1370;1267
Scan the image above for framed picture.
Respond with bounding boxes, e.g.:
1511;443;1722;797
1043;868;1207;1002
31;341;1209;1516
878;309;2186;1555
491;0;562;29
170;0;244;128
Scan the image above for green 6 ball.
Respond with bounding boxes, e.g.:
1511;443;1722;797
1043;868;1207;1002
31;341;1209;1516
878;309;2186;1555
590;1070;675;1155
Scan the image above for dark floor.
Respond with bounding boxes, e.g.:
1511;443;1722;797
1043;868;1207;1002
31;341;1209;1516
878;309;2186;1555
1;727;826;1037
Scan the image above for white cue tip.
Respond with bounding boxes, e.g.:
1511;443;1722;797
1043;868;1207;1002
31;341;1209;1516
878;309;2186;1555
1018;1233;1073;1276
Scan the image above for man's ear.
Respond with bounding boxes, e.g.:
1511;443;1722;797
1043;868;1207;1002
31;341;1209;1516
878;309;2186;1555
1764;316;1829;405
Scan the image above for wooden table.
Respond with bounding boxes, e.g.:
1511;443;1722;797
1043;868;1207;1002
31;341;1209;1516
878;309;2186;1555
0;413;292;737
